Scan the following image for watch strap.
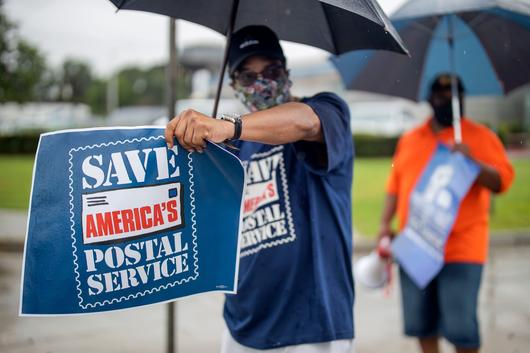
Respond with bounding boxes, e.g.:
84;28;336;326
219;113;242;141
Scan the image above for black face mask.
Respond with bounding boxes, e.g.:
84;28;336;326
432;100;454;127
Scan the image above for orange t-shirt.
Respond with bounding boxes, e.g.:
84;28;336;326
386;118;514;264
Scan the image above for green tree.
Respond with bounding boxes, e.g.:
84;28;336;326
0;0;13;99
84;78;107;115
0;2;46;103
117;65;165;106
60;58;93;103
117;64;191;107
1;0;191;111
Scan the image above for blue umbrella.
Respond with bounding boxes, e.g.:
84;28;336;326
331;0;530;142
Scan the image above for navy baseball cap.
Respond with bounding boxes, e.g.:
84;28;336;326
228;25;286;75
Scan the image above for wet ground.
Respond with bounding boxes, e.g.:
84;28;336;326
1;244;529;353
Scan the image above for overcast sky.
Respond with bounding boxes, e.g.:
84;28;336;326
4;0;407;76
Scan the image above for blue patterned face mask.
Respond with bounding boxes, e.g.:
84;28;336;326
233;76;293;112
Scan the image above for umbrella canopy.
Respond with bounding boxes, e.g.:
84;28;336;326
331;0;530;101
109;0;408;56
109;0;409;118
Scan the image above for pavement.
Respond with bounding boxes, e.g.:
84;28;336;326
1;209;530;353
2;245;530;353
0;210;27;251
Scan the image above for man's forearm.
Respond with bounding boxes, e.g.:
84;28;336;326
451;143;502;193
475;162;501;193
240;102;323;145
164;102;323;152
379;194;397;237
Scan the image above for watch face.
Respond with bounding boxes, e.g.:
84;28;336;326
220;114;242;141
220;114;242;129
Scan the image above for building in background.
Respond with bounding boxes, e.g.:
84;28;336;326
1;44;529;138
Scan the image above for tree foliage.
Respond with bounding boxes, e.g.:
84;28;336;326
0;1;191;114
116;64;191;107
0;2;46;102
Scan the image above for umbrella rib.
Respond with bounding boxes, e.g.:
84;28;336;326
410;17;478;42
410;20;437;37
320;4;340;55
364;0;387;29
458;13;516;94
116;0;127;10
366;0;409;55
115;0;141;13
463;12;491;30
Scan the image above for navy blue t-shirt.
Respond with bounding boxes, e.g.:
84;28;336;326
224;92;355;349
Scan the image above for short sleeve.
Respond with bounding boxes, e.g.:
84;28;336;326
293;92;352;175
474;130;515;194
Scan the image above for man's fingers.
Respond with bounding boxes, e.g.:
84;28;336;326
192;125;209;150
166;110;213;153
183;121;197;152
165;118;179;148
176;121;193;152
172;114;190;150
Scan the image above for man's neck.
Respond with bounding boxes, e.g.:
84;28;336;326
429;118;455;134
288;93;298;103
430;118;444;134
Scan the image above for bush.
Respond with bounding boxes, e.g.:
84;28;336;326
0;134;41;154
353;134;398;157
1;132;400;157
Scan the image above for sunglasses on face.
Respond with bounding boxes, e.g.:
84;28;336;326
234;64;286;87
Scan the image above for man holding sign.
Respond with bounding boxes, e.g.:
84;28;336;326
166;26;354;353
377;74;514;353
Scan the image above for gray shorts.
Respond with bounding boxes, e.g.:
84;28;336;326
399;263;483;349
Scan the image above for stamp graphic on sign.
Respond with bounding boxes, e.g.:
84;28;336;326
82;183;184;244
69;136;198;309
240;146;296;257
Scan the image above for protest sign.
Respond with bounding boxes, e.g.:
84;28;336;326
20;127;245;315
391;144;480;288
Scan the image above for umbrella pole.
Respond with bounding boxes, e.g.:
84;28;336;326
166;18;178;353
212;0;240;118
447;15;463;143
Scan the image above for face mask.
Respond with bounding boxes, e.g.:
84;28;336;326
234;77;292;112
432;100;454;127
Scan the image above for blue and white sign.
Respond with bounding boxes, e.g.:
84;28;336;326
391;144;480;289
20;127;245;315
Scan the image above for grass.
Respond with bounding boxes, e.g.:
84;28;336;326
1;155;529;236
353;157;530;237
490;159;530;231
0;155;35;209
352;158;394;237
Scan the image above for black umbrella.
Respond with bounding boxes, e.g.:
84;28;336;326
109;0;409;117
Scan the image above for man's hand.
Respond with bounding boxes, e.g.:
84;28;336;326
165;109;235;153
377;224;394;241
451;143;471;158
451;142;502;193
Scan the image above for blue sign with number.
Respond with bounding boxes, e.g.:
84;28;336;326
20;127;245;315
391;144;480;288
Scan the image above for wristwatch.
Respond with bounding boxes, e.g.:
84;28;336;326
218;113;242;141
